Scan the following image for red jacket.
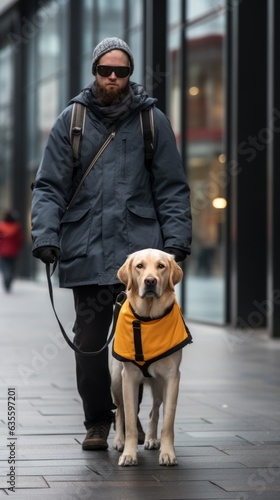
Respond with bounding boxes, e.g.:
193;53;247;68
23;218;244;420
0;221;24;257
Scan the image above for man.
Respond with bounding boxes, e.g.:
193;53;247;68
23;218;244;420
31;37;192;450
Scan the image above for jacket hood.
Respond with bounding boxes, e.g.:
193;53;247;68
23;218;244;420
69;81;156;114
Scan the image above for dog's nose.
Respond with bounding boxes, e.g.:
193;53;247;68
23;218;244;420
144;276;157;287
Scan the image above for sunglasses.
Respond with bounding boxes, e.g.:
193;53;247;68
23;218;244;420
96;65;131;78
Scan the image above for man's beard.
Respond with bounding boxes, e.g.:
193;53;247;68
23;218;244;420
95;81;130;105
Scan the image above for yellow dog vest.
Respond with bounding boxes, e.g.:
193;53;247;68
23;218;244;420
112;299;192;376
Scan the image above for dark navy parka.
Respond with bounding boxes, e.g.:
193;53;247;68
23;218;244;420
31;82;192;287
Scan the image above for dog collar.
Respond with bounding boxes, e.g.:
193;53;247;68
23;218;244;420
129;302;174;322
112;299;192;376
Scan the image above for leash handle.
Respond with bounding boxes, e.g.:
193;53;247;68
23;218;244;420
46;262;125;357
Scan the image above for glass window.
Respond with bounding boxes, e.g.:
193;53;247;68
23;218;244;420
128;0;143;84
26;0;69;170
38;78;59;153
81;0;125;87
185;4;226;323
167;0;182;149
81;0;143;87
23;0;69;279
0;44;14;212
98;0;125;39
187;0;225;21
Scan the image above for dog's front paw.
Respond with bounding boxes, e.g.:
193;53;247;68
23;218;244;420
118;453;138;466
144;438;160;450
159;451;178;466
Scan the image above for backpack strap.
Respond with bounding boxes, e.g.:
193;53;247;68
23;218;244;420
70;102;86;162
140;108;155;170
70;103;155;170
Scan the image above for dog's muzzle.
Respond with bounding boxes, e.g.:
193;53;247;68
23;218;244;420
141;276;159;297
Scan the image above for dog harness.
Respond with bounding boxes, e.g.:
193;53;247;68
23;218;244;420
112;299;192;377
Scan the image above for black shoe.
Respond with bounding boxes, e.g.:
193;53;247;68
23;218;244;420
137;417;145;444
82;422;111;450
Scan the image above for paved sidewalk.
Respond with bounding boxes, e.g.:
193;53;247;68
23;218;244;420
0;278;280;499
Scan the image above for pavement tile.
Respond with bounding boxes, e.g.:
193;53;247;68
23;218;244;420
174;436;254;447
42;480;236;499
220;444;280;452
105;453;246;470
3;492;68;499
167;456;245;469
0;465;95;476
143;468;280;482
212;478;280;492
44;474;106;481
234;430;280;444
178;416;277;431
16;425;84;435
0;435;81;445
29;398;81;406
15;447;90;461
76;468;260;482
221;447;280;468
169;446;225;457
8;491;278;500
37;406;82;415
33;415;83;425
0;475;48;488
0;459;111;468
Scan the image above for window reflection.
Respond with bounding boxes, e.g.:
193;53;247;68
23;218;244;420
0;44;14;212
167;0;182;150
26;0;68;172
38;79;59;152
187;0;225;22
81;0;125;87
98;0;125;37
167;1;226;323
81;0;143;87
37;0;68;81
186;7;226;323
128;0;143;84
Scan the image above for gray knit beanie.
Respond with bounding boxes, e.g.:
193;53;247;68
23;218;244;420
91;37;134;75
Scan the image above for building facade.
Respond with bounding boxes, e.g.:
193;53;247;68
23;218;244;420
0;0;279;336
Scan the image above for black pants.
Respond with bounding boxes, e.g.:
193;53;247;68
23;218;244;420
72;283;125;429
1;257;16;292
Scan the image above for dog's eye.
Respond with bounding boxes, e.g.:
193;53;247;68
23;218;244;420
158;263;165;269
136;264;143;269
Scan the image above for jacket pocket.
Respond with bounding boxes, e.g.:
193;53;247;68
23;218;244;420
59;207;91;261
126;204;163;252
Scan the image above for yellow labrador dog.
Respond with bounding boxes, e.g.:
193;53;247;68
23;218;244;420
111;248;192;466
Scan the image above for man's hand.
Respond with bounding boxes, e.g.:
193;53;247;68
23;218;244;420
33;246;61;264
164;247;187;263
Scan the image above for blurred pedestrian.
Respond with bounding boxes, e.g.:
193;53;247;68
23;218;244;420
0;209;24;292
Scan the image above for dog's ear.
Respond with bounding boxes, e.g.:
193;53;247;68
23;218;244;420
117;257;133;290
169;258;183;289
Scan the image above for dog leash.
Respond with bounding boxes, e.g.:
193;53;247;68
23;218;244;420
46;262;126;356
